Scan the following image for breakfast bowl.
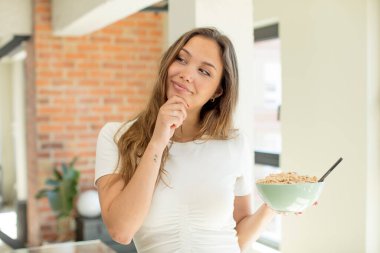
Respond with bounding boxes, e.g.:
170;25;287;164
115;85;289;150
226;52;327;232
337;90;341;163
255;182;324;213
255;172;324;213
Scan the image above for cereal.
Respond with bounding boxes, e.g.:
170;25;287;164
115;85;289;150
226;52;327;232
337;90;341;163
256;172;318;184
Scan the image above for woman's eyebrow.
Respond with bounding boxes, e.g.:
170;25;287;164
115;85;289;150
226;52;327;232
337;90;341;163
181;48;217;71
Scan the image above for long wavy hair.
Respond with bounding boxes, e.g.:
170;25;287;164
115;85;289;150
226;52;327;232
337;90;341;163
115;27;239;188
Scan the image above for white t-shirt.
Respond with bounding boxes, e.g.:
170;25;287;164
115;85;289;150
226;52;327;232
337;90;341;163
95;122;253;253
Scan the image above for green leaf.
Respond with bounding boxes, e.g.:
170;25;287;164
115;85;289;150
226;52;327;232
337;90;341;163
35;189;48;199
63;168;75;180
69;157;78;168
36;157;81;218
53;167;62;180
62;163;68;175
46;190;61;212
45;179;60;187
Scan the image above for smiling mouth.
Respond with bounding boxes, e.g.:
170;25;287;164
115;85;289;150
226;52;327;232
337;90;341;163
172;81;192;94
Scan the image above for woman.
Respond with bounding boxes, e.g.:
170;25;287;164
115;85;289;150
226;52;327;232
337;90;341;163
95;27;276;253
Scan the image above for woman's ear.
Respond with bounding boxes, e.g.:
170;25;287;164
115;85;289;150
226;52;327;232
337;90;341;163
213;87;223;99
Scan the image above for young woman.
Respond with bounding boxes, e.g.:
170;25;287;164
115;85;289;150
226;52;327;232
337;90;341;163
95;27;276;253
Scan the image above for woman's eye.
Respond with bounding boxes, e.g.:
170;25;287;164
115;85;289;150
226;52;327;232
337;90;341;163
199;68;210;76
176;56;186;64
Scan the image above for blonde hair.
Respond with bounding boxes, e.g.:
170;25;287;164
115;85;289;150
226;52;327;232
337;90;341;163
115;27;239;188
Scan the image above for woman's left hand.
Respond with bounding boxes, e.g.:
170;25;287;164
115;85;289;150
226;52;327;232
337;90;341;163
294;201;318;215
265;201;319;216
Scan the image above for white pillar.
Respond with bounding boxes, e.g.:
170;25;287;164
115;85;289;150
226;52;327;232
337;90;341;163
11;52;28;202
168;0;255;144
0;60;15;205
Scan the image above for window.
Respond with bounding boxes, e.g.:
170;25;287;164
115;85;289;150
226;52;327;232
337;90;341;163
252;24;282;250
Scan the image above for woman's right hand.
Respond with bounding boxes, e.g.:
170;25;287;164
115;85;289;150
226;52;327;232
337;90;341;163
150;96;189;148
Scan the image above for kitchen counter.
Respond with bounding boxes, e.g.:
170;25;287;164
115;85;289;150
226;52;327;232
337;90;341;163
9;239;115;253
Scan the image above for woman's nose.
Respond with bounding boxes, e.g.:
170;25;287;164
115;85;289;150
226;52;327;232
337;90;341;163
179;69;193;83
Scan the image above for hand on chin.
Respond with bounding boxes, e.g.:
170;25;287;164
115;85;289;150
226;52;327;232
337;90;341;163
167;94;190;107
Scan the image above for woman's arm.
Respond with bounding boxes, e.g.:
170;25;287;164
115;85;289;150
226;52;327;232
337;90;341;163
234;195;277;251
97;141;165;244
97;96;189;244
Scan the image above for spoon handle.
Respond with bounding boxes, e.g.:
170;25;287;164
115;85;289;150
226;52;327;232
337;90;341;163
318;157;343;182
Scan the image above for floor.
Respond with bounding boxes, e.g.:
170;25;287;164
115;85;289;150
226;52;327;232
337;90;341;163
0;239;12;252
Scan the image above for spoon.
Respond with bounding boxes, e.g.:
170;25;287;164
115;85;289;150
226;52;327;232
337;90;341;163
318;157;343;182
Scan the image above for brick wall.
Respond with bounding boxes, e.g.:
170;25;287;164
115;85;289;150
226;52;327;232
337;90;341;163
27;0;166;244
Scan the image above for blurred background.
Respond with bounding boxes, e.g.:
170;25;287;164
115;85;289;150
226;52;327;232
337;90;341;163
0;0;379;253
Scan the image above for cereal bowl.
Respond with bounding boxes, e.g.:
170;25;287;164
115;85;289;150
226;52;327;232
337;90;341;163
256;182;324;213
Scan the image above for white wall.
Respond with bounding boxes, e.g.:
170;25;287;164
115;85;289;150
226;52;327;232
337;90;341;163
366;0;380;251
253;0;380;252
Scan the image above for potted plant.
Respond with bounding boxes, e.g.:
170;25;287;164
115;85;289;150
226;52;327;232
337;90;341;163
36;157;80;241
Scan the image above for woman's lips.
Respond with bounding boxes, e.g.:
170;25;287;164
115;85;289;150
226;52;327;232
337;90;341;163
172;81;192;94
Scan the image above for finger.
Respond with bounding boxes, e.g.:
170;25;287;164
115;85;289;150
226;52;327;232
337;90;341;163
164;103;188;117
170;111;186;124
172;105;187;120
169;115;184;129
162;110;186;125
162;105;187;121
163;108;185;124
167;95;190;109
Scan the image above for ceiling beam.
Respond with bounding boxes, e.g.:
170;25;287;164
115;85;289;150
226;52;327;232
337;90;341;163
0;0;32;40
52;0;163;36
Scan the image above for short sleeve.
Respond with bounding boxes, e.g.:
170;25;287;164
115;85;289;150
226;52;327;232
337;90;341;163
94;122;123;185
234;133;253;196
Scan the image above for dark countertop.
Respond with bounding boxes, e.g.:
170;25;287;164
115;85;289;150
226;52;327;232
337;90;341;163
9;240;115;253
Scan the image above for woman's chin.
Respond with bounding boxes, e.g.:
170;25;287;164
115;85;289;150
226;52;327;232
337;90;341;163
167;93;187;102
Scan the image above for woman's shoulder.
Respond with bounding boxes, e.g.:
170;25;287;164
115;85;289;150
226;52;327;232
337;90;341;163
100;122;123;132
99;120;135;140
200;129;248;144
99;122;122;138
227;128;246;140
227;129;252;148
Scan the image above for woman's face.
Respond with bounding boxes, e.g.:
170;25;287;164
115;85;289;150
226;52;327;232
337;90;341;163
166;35;224;111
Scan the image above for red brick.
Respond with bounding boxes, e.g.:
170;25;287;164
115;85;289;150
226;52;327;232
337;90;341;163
38;124;65;132
41;142;63;150
104;97;124;104
50;115;76;123
77;44;100;51
90;36;112;43
77;62;100;69
79;97;100;104
37;107;64;115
